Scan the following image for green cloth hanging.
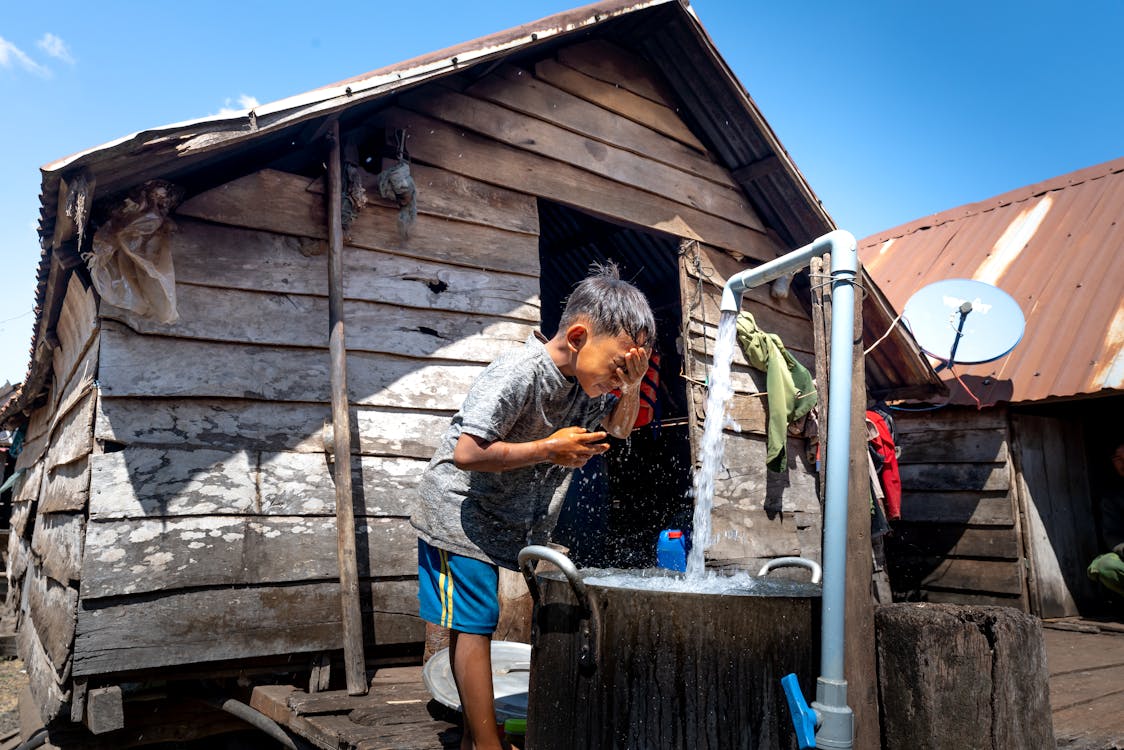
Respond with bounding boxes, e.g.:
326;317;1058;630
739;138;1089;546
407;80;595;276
735;311;818;472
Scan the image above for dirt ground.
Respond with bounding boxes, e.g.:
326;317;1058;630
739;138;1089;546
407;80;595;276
1044;621;1124;750
0;656;26;737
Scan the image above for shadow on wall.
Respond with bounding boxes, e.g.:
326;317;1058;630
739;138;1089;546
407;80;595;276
943;374;1014;408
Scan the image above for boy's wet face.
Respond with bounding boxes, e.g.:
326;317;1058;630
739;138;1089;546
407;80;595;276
570;327;648;398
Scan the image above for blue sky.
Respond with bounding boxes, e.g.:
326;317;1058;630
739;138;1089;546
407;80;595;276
1;1;1121;386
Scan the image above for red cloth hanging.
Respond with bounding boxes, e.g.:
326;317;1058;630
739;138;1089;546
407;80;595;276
867;410;902;520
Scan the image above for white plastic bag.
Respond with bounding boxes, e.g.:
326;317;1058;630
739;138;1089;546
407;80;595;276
87;180;183;323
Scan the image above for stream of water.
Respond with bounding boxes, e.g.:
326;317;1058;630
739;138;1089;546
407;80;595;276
685;310;740;578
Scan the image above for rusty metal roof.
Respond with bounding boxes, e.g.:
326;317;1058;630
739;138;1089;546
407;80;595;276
4;0;943;422
860;156;1124;405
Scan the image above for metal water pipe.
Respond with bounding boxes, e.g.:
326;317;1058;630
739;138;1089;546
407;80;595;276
719;229;858;750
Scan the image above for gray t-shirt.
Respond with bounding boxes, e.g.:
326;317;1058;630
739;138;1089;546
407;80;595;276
411;333;613;569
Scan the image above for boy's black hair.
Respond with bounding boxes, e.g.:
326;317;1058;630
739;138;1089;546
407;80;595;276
558;261;656;347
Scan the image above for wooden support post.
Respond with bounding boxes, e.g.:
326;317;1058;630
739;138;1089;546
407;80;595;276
309;652;332;694
327;119;368;696
844;260;879;749
70;677;88;724
810;256;829;506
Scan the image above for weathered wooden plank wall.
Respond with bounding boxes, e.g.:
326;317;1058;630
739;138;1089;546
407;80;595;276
7;274;98;721
375;45;776;263
890;407;1029;609
77;153;541;675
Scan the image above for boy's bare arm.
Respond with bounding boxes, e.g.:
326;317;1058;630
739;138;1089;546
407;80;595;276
453;427;610;472
602;346;649;439
602;386;641;439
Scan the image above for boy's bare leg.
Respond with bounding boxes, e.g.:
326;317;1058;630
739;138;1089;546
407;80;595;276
449;630;504;750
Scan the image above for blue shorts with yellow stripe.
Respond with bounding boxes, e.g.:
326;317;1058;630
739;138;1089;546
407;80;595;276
417;538;500;635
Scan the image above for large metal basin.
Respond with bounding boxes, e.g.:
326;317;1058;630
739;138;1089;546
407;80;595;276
521;560;820;750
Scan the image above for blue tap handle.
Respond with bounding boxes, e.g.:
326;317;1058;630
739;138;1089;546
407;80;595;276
781;673;818;749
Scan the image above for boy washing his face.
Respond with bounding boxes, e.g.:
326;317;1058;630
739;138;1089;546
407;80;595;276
411;263;655;749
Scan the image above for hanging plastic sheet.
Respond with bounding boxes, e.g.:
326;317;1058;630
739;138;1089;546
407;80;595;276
86;180;183;323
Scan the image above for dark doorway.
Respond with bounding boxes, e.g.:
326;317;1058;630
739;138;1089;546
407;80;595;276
537;200;693;568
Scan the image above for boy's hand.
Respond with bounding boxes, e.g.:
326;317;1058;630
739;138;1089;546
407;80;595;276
617;347;650;393
542;426;610;468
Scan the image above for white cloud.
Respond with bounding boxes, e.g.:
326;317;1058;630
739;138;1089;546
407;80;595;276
0;36;50;76
215;94;260;116
37;33;74;64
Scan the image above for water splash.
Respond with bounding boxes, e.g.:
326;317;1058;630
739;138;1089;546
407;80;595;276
685;311;739;578
584;568;817;597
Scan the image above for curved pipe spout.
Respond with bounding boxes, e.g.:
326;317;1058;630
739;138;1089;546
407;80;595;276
720;230;857;313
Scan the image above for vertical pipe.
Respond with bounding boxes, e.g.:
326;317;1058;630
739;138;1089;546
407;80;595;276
327;120;368;696
821;255;855;679
813;236;859;749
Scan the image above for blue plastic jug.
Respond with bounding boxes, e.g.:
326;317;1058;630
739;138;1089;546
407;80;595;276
656;529;688;572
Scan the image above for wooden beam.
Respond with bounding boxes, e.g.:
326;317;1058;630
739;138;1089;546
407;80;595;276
810;256;828;507
96;322;487;409
372;107;772;259
896;428;1008;464
731;155;782;185
892;525;1022;560
70;678;87;724
898;462;1010;492
176;168;540;276
919;558;1027;597
51;169;95;251
844;258;880;750
95;397;451;459
466;65;732;188
555;40;678;109
310;653;332;694
72;580;422;676
100;284;534;363
399;85;760;231
166;217;542;319
327;122;367;696
535;58;706;152
307;159;540;236
81;516;417;600
897;491;1016;526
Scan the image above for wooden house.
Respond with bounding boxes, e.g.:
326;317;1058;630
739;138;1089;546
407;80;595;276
860;156;1124;617
1;0;941;743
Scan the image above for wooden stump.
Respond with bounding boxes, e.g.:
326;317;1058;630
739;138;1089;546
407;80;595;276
875;603;1053;750
495;567;533;644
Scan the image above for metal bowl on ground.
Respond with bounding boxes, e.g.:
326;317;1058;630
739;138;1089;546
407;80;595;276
422;640;531;722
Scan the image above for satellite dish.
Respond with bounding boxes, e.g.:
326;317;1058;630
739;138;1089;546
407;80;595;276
902;278;1025;367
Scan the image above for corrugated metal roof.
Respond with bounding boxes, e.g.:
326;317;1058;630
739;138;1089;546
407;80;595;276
4;0;944;421
860;156;1124;405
